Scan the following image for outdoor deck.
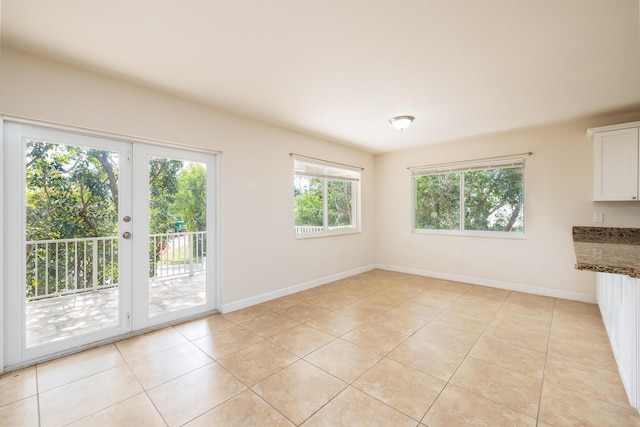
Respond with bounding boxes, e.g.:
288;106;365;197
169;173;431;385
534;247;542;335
26;273;206;348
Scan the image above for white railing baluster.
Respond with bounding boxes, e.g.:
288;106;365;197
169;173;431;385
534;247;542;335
55;242;59;296
45;242;49;296
34;243;39;298
92;240;98;292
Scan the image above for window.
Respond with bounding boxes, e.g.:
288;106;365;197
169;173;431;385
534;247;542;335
413;158;524;236
293;156;360;237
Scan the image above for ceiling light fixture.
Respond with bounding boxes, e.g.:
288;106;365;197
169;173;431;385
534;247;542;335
389;115;414;130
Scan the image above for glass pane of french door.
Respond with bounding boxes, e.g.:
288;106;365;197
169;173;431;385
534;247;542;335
24;141;123;347
4;122;133;364
147;156;208;317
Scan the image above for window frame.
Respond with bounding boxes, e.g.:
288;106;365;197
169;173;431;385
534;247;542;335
293;156;361;239
411;158;525;239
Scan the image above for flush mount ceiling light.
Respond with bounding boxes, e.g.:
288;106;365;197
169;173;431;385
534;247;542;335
389;115;414;130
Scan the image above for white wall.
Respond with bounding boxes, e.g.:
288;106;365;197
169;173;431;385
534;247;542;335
376;113;640;301
0;48;376;308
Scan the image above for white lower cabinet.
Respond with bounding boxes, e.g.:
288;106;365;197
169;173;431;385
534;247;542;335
596;272;639;409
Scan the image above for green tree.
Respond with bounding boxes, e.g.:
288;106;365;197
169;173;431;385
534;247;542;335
25;141;120;297
414;173;460;230
464;168;523;232
294;176;323;227
414;167;523;232
148;157;183;234
172;163;207;232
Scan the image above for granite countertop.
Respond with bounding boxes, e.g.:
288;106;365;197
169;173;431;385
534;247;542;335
573;227;640;278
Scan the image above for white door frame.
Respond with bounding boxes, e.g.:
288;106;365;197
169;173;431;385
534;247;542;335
132;143;219;330
3;121;134;366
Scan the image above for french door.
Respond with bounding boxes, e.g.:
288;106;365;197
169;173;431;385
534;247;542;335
3;121;218;367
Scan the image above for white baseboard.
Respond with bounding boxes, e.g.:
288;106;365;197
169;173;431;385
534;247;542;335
376;263;596;304
220;264;377;313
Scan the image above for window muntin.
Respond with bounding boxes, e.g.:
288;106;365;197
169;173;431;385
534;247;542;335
413;159;524;236
294;158;359;237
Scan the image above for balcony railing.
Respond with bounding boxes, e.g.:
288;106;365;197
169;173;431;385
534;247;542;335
26;231;206;301
295;225;355;234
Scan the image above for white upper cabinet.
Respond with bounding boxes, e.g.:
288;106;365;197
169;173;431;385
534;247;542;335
588;122;640;201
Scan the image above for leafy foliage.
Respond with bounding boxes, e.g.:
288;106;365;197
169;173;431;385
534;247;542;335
293;176;355;229
414;173;460;230
25;144;208;296
414;167;523;232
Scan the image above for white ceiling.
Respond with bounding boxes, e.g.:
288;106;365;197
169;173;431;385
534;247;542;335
2;1;640;153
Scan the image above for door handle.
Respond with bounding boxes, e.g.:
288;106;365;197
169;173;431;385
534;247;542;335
122;232;132;239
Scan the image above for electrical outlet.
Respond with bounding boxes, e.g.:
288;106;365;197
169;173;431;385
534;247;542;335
455;251;462;260
593;212;604;223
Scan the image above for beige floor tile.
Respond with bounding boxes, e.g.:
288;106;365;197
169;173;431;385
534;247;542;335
410;291;458;309
185;389;294;426
388;337;465;381
423;384;536;427
491;309;552;335
431;309;492;334
549;319;610;346
335;301;390;320
501;293;555;319
0;367;37;407
505;291;555;310
544;355;630;408
241;312;300;338
539;382;640;427
463;285;510;302
115;328;188;362
192;324;263;360
450;357;542;418
128;342;213;389
365;312;426;335
554;298;601;317
304;338;381;383
552;308;605;330
359;294;405;309
353;358;446;420
375;286;422;301
305;311;362;336
469;337;546;379
173;314;237;340
257;295;302;312
483;323;549;353
302;386;417;427
412;322;480;354
447;300;501;317
305;293;356;311
548;334;618;373
0;396;39;427
217;341;298;386
389;302;442;321
276;302;329;322
67;393;166;427
268;324;335;357
147;362;246;427
432;280;474;294
39;365;143;427
36;344;125;392
222;304;271;324
341;323;408;355
253;360;346;425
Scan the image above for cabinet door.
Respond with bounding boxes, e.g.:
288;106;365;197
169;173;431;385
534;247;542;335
594;127;639;201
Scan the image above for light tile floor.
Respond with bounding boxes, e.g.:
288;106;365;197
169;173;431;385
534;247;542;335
2;269;640;426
